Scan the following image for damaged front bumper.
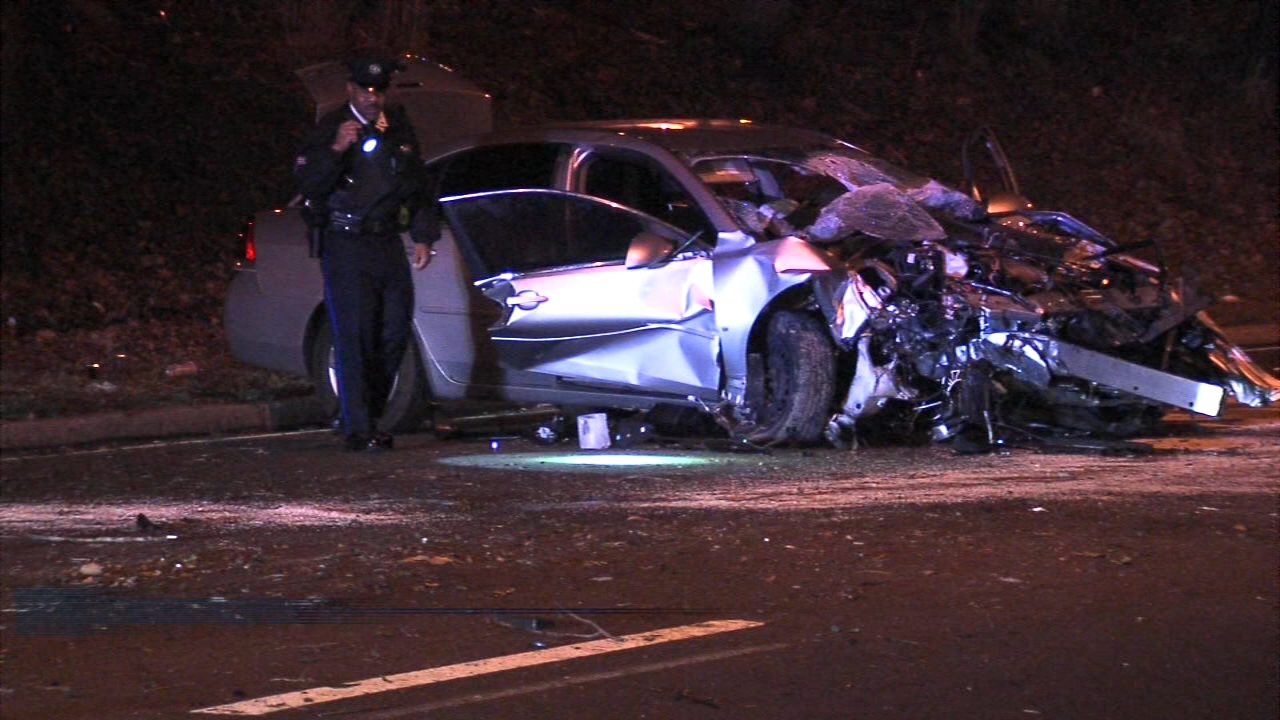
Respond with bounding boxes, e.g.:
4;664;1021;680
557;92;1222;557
1194;312;1280;408
978;332;1226;416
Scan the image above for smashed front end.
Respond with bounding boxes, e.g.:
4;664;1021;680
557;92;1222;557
710;146;1280;449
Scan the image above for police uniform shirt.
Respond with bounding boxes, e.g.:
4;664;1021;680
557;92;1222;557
294;103;438;246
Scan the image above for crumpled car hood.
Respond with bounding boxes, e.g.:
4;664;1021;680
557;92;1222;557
808;183;947;243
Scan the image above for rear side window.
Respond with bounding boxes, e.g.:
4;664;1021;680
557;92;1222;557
436;144;563;197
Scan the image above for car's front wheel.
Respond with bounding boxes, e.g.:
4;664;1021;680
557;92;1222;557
740;310;835;444
310;320;432;434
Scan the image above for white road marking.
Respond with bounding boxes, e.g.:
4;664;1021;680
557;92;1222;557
191;618;762;716
341;642;789;720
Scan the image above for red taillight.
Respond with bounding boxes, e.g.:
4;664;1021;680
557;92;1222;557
241;218;256;262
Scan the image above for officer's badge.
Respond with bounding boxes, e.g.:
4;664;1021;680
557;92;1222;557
368;63;383;77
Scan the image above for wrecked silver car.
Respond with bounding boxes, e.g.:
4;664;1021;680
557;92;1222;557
225;61;1279;448
702;137;1280;448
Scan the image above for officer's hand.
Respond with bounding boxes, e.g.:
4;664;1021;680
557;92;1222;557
331;120;363;152
412;244;434;270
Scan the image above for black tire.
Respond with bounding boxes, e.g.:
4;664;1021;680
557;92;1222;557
742;310;835;444
310;320;432;434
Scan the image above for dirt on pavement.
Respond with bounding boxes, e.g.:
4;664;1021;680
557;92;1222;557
1;409;1277;719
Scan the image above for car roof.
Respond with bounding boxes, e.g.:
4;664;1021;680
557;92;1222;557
475;119;846;159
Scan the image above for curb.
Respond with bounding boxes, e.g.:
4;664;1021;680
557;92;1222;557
0;395;330;452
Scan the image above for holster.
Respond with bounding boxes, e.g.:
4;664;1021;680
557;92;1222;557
308;223;326;259
302;198;327;259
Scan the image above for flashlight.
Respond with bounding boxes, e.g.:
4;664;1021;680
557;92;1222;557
358;124;381;154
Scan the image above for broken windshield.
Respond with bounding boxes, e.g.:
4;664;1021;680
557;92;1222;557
694;148;982;243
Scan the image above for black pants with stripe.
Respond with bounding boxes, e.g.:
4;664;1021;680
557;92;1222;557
321;230;413;438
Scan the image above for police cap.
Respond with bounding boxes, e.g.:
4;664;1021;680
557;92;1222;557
345;56;403;91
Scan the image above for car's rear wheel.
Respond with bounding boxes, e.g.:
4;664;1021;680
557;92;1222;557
310;320;432;434
741;310;835;444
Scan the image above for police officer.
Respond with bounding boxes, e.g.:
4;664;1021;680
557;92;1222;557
294;55;437;452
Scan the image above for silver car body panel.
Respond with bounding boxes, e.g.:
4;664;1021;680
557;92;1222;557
713;235;838;405
406;229;494;398
483;256;721;398
224;209;322;376
251;210;324;301
224;267;312;376
981;332;1226;416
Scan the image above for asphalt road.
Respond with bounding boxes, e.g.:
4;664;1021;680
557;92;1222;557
1;405;1277;719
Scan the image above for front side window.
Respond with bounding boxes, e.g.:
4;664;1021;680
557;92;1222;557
580;153;714;238
442;190;687;276
437;144;564;197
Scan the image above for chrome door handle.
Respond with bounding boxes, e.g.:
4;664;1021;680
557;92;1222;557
505;291;548;309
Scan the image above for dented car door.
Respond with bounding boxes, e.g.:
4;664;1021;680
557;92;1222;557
442;189;720;399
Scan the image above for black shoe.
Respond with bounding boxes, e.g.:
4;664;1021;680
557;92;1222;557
372;432;394;450
344;433;388;453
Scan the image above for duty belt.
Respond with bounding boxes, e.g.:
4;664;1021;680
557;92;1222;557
328;210;397;236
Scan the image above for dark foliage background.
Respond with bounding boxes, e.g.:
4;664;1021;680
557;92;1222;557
0;0;1276;416
4;0;1277;331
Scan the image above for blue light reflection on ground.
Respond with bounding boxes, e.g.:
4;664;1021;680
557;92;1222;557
539;454;711;467
438;451;726;473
